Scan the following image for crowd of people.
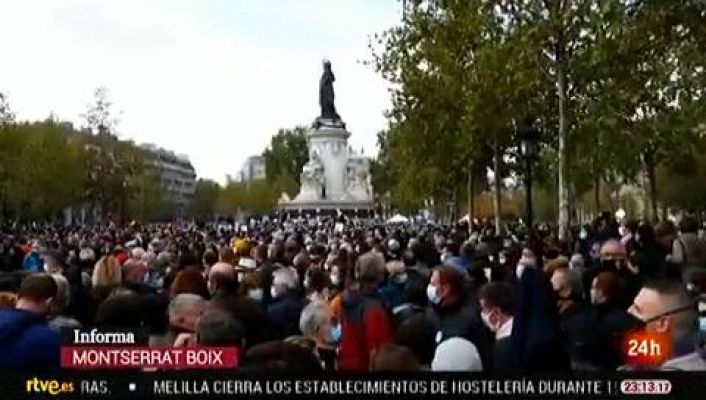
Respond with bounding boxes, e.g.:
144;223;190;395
0;212;705;372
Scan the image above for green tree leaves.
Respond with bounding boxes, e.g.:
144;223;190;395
0;121;85;219
262;126;308;194
189;179;221;220
371;0;706;222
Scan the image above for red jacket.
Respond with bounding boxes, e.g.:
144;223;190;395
338;289;393;372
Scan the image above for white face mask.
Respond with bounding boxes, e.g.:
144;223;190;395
330;274;340;286
270;286;279;299
249;288;263;301
426;284;441;304
481;310;497;332
516;264;526;279
579;229;588;240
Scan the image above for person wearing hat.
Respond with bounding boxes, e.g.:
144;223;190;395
431;337;483;371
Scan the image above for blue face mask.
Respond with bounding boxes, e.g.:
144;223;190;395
329;323;342;344
699;317;706;333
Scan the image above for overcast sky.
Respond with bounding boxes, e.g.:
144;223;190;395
0;0;401;183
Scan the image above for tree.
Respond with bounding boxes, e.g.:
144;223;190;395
82;86;119;136
217;179;278;216
372;0;706;230
370;131;398;203
370;0;539;224
0;92;15;125
126;169;167;222
262;126;309;194
189;179;221;220
1;121;85;220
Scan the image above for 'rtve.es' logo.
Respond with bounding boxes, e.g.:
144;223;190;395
25;377;75;396
623;332;672;366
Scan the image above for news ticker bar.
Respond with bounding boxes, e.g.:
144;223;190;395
3;373;704;399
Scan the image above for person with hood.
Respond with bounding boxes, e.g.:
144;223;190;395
338;253;394;371
0;274;61;370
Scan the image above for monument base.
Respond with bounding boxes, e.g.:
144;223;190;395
278;199;374;212
285;115;374;211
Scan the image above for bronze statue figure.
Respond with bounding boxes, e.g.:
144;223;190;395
319;59;340;121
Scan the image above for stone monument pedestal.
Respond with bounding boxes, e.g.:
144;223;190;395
279;119;373;211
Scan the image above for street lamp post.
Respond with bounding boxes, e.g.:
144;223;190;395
519;117;540;232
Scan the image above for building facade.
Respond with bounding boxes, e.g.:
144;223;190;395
237;155;266;182
141;144;196;217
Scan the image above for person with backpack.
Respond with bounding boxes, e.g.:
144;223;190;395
338;253;393;371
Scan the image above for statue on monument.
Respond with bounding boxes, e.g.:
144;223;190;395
315;59;344;129
297;152;325;201
345;159;372;200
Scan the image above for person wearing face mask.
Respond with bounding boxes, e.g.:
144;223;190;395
425;265;492;369
574;271;637;371
267;268;304;339
0;274;61;370
584;239;640;309
627;279;705;370
478;282;515;372
299;301;339;371
379;260;409;311
208;263;272;349
550;266;584;316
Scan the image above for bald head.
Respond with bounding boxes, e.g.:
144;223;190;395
601;239;626;261
629;280;696;341
209;262;235;281
208;262;236;295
